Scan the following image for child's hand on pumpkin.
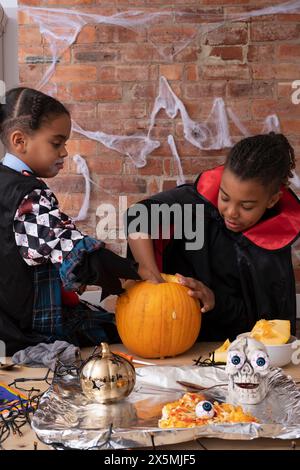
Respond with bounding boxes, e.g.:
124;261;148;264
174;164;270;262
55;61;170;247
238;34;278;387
138;266;165;284
175;274;215;313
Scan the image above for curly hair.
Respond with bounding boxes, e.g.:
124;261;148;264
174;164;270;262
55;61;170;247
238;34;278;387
224;133;296;191
0;87;70;148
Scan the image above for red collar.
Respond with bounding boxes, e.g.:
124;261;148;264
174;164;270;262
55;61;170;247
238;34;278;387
196;165;300;250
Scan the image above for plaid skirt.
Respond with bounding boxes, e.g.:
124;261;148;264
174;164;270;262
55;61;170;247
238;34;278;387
35;300;120;347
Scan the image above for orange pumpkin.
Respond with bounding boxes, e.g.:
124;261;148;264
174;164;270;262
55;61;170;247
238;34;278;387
115;274;201;358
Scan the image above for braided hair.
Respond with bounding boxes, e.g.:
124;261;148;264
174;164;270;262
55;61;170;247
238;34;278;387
0;87;70;148
225;133;296;192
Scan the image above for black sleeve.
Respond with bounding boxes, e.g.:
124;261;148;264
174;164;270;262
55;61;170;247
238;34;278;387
202;247;297;341
200;290;250;342
72;247;141;300
239;246;297;337
125;184;196;238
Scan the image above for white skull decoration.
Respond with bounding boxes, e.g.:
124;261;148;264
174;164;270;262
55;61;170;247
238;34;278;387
225;336;271;405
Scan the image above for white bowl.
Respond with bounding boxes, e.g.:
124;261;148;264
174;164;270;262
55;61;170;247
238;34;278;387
265;336;298;367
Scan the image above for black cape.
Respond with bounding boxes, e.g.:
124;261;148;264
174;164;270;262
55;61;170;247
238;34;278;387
0;164;140;355
127;165;300;341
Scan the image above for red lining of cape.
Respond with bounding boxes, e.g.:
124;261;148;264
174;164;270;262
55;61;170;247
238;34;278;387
196;165;300;250
153;226;175;272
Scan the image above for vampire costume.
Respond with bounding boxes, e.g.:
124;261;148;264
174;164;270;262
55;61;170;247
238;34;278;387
126;165;300;341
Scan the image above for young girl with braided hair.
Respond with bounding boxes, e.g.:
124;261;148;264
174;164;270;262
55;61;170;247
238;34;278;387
0;87;140;355
127;133;300;340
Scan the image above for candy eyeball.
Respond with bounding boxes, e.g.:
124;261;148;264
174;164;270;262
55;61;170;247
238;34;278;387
228;350;246;369
250;350;270;371
195;400;215;419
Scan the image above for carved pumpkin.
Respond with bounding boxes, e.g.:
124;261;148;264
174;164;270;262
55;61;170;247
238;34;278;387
80;343;136;404
115;274;201;358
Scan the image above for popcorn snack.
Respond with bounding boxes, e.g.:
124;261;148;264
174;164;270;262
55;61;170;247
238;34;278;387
158;392;258;428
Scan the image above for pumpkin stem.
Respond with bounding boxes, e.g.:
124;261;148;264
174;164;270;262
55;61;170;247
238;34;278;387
100;342;111;358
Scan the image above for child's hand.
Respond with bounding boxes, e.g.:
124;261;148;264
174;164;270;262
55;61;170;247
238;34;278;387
76;284;87;295
138;266;165;284
176;274;215;313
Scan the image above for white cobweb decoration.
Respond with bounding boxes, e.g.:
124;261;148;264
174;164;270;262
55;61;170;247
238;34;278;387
21;3;300;160
72;122;160;169
148;76;232;150
167;135;186;186
232;0;300;21
20;1;300;221
72;154;91;222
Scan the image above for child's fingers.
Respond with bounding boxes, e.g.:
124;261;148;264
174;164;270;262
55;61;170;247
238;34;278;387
177;273;215;312
176;274;200;289
147;278;160;284
138;267;164;284
187;289;214;312
201;297;215;312
201;303;211;313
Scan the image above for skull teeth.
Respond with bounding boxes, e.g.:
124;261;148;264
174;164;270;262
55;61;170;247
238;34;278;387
235;383;259;389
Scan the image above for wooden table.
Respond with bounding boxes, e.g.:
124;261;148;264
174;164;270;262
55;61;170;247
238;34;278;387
1;341;300;451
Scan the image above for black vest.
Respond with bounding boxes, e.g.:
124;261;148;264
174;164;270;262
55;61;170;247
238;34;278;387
0;164;48;354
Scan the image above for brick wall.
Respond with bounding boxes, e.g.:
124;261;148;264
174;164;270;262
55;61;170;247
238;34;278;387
18;0;300;286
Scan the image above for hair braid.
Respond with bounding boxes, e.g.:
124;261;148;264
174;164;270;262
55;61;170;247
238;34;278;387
225;132;296;191
30;93;45;130
0;87;70;148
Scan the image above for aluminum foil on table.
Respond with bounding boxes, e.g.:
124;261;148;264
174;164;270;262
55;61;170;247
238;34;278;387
31;364;300;449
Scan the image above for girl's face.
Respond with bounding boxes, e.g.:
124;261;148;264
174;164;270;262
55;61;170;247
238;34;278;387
217;168;282;232
17;113;71;178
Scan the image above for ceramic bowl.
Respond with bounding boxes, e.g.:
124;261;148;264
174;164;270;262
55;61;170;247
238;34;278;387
264;335;298;367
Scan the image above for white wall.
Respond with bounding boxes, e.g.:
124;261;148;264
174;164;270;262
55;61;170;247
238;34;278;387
0;0;19;157
0;0;19;89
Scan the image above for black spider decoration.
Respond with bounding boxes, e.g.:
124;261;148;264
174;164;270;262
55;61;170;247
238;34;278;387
193;351;226;368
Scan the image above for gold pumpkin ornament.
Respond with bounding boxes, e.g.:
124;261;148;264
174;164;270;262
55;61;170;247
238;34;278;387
80;343;136;404
116;274;201;359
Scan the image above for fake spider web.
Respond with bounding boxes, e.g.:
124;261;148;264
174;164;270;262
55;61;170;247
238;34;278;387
20;1;300;222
